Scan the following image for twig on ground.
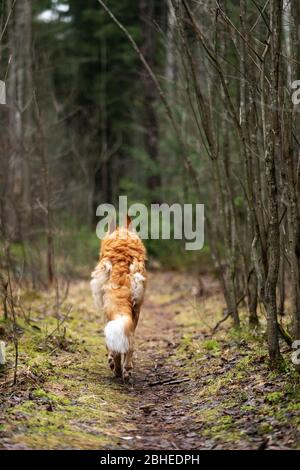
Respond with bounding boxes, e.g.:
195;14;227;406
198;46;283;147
210;293;246;335
43;305;72;343
277;322;293;348
210;311;231;336
148;377;190;387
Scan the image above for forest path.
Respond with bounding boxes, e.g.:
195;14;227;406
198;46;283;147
1;272;299;450
116;271;205;450
116;271;299;450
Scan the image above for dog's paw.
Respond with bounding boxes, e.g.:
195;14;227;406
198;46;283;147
122;367;133;383
108;355;115;371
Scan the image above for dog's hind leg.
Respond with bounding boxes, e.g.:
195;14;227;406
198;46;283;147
108;350;115;371
108;350;122;377
113;352;122;377
123;347;134;382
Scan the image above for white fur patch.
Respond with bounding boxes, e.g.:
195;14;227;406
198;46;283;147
90;278;104;309
90;261;112;309
134;272;145;282
104;317;129;353
131;272;145;307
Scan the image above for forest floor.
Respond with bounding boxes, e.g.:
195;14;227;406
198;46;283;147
0;271;300;450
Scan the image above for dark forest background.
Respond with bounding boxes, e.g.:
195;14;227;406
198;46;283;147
1;0;198;278
1;0;300;368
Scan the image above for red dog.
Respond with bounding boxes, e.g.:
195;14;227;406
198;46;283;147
91;218;146;381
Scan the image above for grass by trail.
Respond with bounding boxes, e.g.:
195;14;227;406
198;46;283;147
0;272;299;450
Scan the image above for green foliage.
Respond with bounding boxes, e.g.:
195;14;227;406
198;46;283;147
54;220;99;277
202;339;220;352
265;391;284;404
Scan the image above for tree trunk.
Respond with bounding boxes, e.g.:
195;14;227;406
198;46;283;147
6;0;32;241
263;0;283;367
282;0;300;341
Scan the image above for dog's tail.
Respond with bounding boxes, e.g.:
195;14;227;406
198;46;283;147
104;316;133;354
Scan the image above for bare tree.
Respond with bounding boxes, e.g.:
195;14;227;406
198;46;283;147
6;0;32;241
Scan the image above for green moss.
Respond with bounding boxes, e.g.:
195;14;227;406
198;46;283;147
1;282;136;450
6;351;132;449
10;400;36;413
202;415;240;440
265;391;284;404
202;339;220;352
195;407;219;422
241;404;256;411
258;422;273;434
286;402;300;411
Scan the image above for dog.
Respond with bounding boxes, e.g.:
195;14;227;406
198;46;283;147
90;217;146;381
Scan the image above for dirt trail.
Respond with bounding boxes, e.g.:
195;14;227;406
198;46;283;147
103;271;299;450
118;272;203;450
1;272;299;450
